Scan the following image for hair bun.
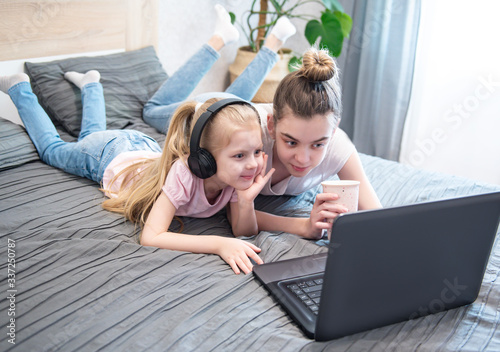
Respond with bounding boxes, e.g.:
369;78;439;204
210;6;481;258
300;47;337;82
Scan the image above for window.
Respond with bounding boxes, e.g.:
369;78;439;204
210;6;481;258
399;0;500;184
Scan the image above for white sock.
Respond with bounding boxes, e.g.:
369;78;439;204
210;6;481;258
213;4;239;45
64;70;101;89
270;17;296;44
0;73;29;93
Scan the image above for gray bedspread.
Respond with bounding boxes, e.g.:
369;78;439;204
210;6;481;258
1;119;499;351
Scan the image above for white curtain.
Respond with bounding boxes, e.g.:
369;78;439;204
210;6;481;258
399;0;500;185
340;0;421;161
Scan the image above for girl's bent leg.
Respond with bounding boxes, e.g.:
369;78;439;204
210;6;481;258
79;82;107;140
8;82;101;182
8;82;66;161
8;82;105;181
143;44;220;133
224;18;295;100
224;47;279;101
7;80;160;184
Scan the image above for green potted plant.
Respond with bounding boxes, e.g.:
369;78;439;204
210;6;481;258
229;0;352;102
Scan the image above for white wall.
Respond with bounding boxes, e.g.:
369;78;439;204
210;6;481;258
0;0;319;126
157;0;320;98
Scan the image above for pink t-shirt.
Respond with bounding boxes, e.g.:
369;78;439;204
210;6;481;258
102;152;238;218
102;150;161;197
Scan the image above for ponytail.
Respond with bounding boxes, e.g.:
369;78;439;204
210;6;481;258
101;101;198;228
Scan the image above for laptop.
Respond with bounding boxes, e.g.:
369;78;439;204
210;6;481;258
253;191;500;341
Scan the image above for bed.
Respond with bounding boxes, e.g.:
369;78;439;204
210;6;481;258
1;1;500;351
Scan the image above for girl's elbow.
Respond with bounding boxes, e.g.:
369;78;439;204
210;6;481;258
232;229;244;238
233;227;258;238
140;233;153;247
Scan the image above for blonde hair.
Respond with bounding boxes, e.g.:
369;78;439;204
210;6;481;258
101;98;260;228
273;47;342;126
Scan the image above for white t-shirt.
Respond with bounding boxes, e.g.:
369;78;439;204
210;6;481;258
255;104;355;196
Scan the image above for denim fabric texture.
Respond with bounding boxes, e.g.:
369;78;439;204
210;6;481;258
142;44;278;133
9;82;161;183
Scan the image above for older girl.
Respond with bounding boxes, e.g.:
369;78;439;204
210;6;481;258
255;47;383;239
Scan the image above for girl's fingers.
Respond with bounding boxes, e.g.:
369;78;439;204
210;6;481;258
263;167;275;181
319;209;347;223
246;242;262;252
247;249;264;265
229;260;241;275
260;153;274;180
244;243;264;264
322;204;349;214
235;256;252;275
225;242;264;274
314;221;331;230
315;192;340;202
261;153;268;174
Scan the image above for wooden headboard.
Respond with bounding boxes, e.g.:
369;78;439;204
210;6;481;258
0;0;159;61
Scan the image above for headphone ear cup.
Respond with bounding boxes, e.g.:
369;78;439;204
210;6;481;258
188;98;250;179
197;149;217;179
188;148;217;179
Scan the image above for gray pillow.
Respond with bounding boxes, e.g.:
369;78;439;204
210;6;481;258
0;117;39;170
25;46;168;137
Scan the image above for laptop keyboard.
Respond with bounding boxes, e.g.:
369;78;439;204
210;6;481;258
286;276;324;315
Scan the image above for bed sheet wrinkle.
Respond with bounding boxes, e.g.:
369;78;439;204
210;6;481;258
219;301;287;344
41;296;157;352
20;245;116;293
256;232;327;263
20;258;188;350
357;329;400;352
160;277;270;349
21;239;143;286
454;305;492;350
2;130;500;350
380;321;417;351
240;321;299;352
202;317;259;351
465;282;500;349
414;313;448;349
367;321;406;351
435;309;469;351
197;282;255;316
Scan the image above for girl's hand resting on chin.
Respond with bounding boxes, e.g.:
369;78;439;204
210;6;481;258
236;153;275;203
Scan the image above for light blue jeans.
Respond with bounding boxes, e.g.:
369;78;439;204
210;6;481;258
9;82;161;183
143;44;279;133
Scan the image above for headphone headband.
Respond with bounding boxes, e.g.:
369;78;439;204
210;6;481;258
188;98;255;179
189;98;253;157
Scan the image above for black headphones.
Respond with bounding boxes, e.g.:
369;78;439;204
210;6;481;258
187;98;255;179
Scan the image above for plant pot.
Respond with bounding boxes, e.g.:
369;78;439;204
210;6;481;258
229;46;293;103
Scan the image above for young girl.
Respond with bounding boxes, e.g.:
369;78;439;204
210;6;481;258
142;4;297;133
254;47;383;239
0;71;273;275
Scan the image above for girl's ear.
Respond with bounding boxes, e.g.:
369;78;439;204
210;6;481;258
267;114;276;139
